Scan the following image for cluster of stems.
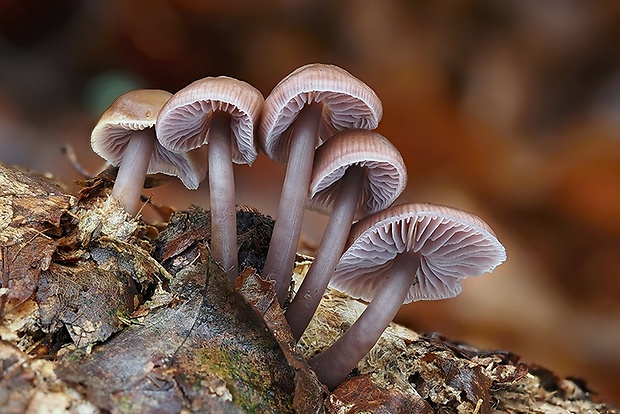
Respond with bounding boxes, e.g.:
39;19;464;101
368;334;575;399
92;64;505;393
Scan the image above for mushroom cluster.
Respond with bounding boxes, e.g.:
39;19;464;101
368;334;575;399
90;63;506;391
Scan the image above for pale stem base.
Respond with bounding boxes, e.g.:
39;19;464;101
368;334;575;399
111;129;154;216
309;249;420;390
262;103;323;305
285;166;364;340
208;111;238;282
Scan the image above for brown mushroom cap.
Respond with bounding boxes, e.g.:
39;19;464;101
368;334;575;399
308;129;407;220
260;63;383;164
155;76;263;166
330;203;506;303
90;89;207;189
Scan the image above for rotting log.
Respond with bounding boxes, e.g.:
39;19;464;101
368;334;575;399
0;162;617;414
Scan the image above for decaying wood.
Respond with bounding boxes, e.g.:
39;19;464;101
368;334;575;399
0;162;617;414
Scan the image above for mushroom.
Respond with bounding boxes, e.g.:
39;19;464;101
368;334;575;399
285;129;407;340
260;63;383;304
155;76;263;281
91;89;208;215
308;203;506;390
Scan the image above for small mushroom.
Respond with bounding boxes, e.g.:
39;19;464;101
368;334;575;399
308;203;506;390
285;129;407;340
91;89;208;215
156;76;264;282
260;63;383;304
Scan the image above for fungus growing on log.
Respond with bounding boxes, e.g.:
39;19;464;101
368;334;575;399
259;63;383;304
156;77;264;281
91;89;207;215
309;203;506;390
285;129;406;340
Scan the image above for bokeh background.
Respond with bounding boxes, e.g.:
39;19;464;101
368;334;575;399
1;0;619;405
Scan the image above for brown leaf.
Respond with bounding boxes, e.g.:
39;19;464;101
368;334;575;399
236;268;327;413
0;164;74;310
327;375;434;414
76;167;173;202
58;261;304;413
37;261;134;346
0;342;91;413
153;206;274;275
173;262;297;413
57;296;199;412
153;206;210;265
1;232;57;305
0;342;36;413
435;356;492;414
75;166;116;201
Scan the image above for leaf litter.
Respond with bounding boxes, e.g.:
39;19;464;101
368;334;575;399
0;162;617;413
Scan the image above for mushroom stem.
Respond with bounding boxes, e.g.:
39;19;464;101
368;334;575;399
111;129;155;215
263;103;323;305
208;111;238;281
308;248;421;390
285;166;365;340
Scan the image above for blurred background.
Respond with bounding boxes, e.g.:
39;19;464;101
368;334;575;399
1;0;619;405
